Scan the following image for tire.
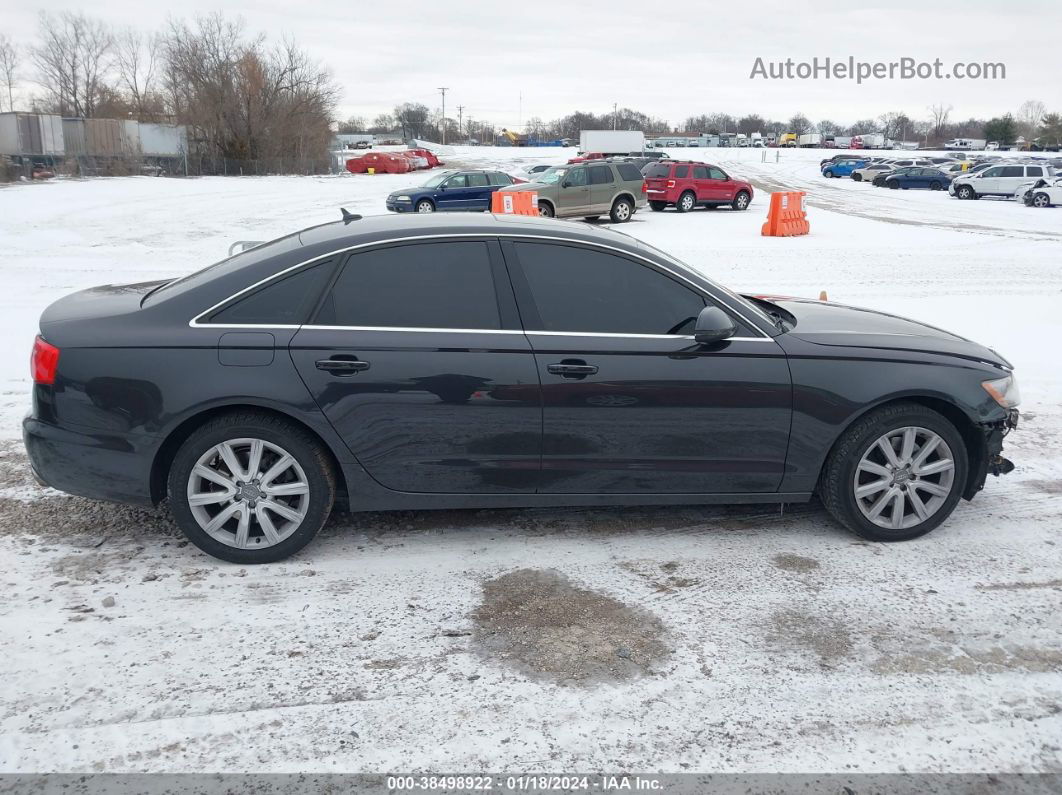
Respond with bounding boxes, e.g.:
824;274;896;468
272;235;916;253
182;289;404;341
888;181;899;189
956;185;976;200
929;181;942;191
818;402;968;542
583;215;600;221
852;174;863;182
675;191;696;213
732;190;751;211
649;200;667;211
823;170;834;178
609;197;634;223
1032;192;1052;208
168;411;336;563
537;201;555;218
415;199;435;213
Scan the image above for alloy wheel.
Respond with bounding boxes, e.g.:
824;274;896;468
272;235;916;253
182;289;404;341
735;192;749;209
853;426;955;530
680;193;694;211
187;438;310;549
612;200;632;221
1033;193;1050;207
416;200;434;213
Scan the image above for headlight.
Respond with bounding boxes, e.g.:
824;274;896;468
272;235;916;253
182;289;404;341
982;374;1021;408
393;195;411;202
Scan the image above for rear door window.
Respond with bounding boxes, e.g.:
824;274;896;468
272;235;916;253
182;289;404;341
513;242;707;336
489;172;513;185
314;242;501;330
1026;167;1044;177
999;166;1024;178
692;165;708;179
468;172;490;187
207;261;334;325
589;165;614;184
674;165;689;178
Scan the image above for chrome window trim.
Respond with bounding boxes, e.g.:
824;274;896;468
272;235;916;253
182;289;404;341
188;232;774;339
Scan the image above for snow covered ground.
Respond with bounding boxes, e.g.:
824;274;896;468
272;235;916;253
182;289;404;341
1;146;1060;774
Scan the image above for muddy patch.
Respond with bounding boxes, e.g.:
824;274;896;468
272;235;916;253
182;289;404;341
471;568;669;684
768;609;854;668
771;553;821;574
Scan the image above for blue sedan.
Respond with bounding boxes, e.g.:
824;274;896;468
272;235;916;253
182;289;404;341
385;170;519;213
883;167;953;191
821;158;868;178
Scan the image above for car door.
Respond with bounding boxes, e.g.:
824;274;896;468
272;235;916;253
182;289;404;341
908;168;929;188
436;173;470;210
702;166;728;201
588;164;616;213
289;239;542;493
502;239;792;494
995;165;1026;195
691;164;712;203
556;166;590;215
976;166;1004;194
466;171;493;210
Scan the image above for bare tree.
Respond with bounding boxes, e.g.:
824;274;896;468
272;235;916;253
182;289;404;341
32;11;114;117
1017;99;1046;139
928;102;952;138
0;34;18;111
787;113;811;135
114;28;159;119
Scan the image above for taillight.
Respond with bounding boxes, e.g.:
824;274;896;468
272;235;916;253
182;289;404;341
641;180;647;193
667;180;676;188
31;336;60;385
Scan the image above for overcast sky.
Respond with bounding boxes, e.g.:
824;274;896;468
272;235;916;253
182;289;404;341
7;1;1061;128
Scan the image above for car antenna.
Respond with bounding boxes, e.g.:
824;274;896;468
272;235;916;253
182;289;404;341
340;208;362;224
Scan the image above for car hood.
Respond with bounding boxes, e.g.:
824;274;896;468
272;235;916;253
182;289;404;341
759;297;1011;368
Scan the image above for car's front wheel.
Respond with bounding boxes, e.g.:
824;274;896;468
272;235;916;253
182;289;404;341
609;197;634;223
852;173;863;182
168;412;336;563
956;185;977;200
415;199;435;213
538;201;555;218
1032;191;1052;208
732;191;751;211
819;402;967;542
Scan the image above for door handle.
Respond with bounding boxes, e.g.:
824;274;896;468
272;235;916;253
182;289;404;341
315;357;370;375
547;360;598;378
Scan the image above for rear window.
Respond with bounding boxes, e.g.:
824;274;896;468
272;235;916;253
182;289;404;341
616;163;643;181
207;260;334;325
644;163;670;178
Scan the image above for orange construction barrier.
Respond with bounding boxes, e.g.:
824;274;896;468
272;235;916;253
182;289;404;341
491;190;538;216
761;191;810;237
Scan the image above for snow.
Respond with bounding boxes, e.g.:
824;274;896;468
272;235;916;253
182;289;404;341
1;146;1060;774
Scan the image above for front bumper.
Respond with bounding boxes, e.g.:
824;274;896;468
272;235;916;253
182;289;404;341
23;417;158;506
965;410;1019;499
385;199;413;213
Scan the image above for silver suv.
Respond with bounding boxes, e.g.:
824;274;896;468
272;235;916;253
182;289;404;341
502;161;647;222
950;163;1054;200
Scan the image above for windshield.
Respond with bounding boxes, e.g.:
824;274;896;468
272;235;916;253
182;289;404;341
534;167;568;185
421;171;455;188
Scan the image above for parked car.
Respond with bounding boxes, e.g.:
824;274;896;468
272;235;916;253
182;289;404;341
345;152;412;174
502;161;647;222
523;164;554;178
643;161;753;212
385;170;517;213
820;153;860;168
24;213;1020;563
949;163;1054;200
1016;176;1062;207
567;152;606;164
850;163;897;182
883;167;953;191
822;158;868;178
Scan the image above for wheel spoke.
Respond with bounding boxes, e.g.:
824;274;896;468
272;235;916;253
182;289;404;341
889;491;906;529
264;481;308;497
193;464;235;490
189;488;234;507
912;480;950;497
203;502;242;535
876;437;901;467
857;460;891;478
233;503;251;548
912;435;942;468
915;458;954;477
855;479;890;499
256;504;282;545
246;439;264;480
261;499;303;524
217;442;246;481
899;428;917;463
908;488;930;521
260;454;294;487
867;487;897;519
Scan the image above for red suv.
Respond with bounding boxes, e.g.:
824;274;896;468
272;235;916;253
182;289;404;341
643;161;753;212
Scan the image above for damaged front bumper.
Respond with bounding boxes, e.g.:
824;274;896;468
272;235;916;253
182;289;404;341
965;409;1018;498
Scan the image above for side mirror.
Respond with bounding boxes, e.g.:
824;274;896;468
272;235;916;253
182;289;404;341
561;180;572;188
694;306;737;345
438;183;448;190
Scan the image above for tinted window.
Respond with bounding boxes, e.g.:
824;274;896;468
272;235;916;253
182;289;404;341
1026;166;1043;176
692;165;708;179
589;165;614;184
209;261;333;325
644;163;670;178
674;165;689;178
316;242;500;330
515;243;705;336
468;172;489;187
490;171;513;185
617;163;643;181
1000;166;1024;178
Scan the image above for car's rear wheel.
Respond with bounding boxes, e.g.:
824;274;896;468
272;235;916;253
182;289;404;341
852;174;863;182
609;197;634;222
929;181;943;190
168;412;336;563
676;191;696;213
819;402;967;542
649;200;667;211
888;181;900;189
732;191;751;211
415;199;435;213
1032;192;1052;208
538;201;555;218
957;185;977;200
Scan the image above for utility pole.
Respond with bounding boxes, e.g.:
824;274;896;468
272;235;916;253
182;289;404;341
437;87;448;144
613;103;618;130
457;105;464;142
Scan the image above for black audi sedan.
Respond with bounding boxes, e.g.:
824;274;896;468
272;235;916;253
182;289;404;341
25;213;1019;563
